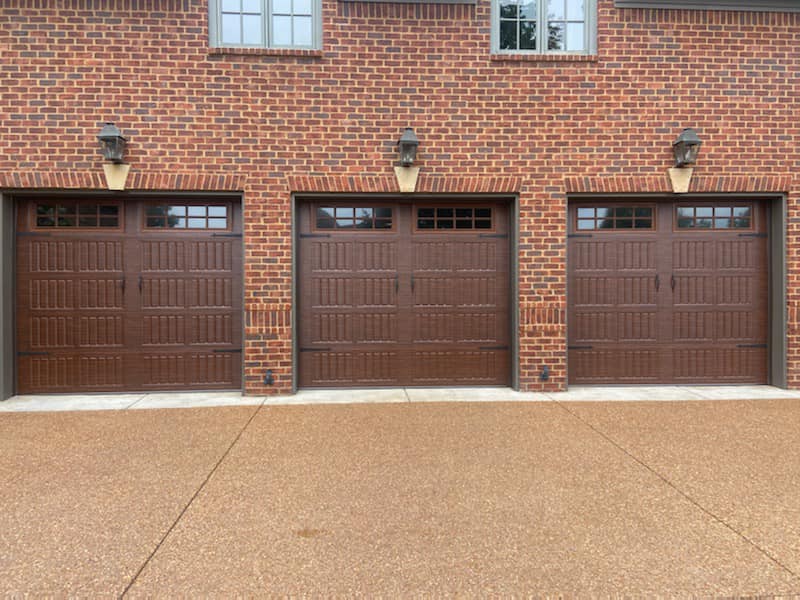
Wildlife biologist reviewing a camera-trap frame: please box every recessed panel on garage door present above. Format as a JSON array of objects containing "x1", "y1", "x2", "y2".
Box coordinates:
[
  {"x1": 16, "y1": 198, "x2": 243, "y2": 393},
  {"x1": 568, "y1": 201, "x2": 768, "y2": 384},
  {"x1": 299, "y1": 204, "x2": 402, "y2": 386},
  {"x1": 298, "y1": 201, "x2": 510, "y2": 388},
  {"x1": 409, "y1": 205, "x2": 509, "y2": 386}
]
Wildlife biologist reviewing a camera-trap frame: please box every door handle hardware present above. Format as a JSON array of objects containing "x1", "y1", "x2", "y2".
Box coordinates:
[
  {"x1": 138, "y1": 275, "x2": 143, "y2": 292},
  {"x1": 655, "y1": 275, "x2": 660, "y2": 291},
  {"x1": 479, "y1": 345, "x2": 509, "y2": 350},
  {"x1": 299, "y1": 233, "x2": 331, "y2": 238},
  {"x1": 395, "y1": 274, "x2": 399, "y2": 294},
  {"x1": 411, "y1": 274, "x2": 415, "y2": 292},
  {"x1": 300, "y1": 347, "x2": 332, "y2": 352},
  {"x1": 120, "y1": 278, "x2": 126, "y2": 292},
  {"x1": 213, "y1": 348, "x2": 243, "y2": 353},
  {"x1": 479, "y1": 233, "x2": 508, "y2": 238},
  {"x1": 738, "y1": 233, "x2": 767, "y2": 238},
  {"x1": 670, "y1": 275, "x2": 675, "y2": 291},
  {"x1": 17, "y1": 351, "x2": 50, "y2": 357},
  {"x1": 737, "y1": 343, "x2": 767, "y2": 348},
  {"x1": 568, "y1": 345, "x2": 593, "y2": 350},
  {"x1": 567, "y1": 233, "x2": 593, "y2": 238},
  {"x1": 211, "y1": 233, "x2": 243, "y2": 238}
]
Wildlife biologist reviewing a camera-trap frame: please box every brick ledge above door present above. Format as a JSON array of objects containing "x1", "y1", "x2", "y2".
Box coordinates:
[
  {"x1": 0, "y1": 171, "x2": 246, "y2": 192},
  {"x1": 288, "y1": 174, "x2": 523, "y2": 194},
  {"x1": 565, "y1": 174, "x2": 796, "y2": 195}
]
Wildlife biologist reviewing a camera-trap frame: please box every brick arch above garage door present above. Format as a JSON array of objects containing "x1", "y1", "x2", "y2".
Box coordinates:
[{"x1": 15, "y1": 197, "x2": 243, "y2": 393}]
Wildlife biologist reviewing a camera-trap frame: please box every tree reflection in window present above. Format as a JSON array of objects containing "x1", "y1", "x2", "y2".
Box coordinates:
[
  {"x1": 316, "y1": 207, "x2": 392, "y2": 230},
  {"x1": 145, "y1": 204, "x2": 228, "y2": 229},
  {"x1": 576, "y1": 206, "x2": 652, "y2": 231},
  {"x1": 676, "y1": 205, "x2": 752, "y2": 230},
  {"x1": 36, "y1": 203, "x2": 120, "y2": 228},
  {"x1": 499, "y1": 0, "x2": 586, "y2": 52}
]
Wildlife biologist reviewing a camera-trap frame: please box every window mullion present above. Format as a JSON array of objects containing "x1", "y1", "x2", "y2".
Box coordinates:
[
  {"x1": 211, "y1": 0, "x2": 218, "y2": 45},
  {"x1": 539, "y1": 0, "x2": 546, "y2": 52},
  {"x1": 584, "y1": 9, "x2": 589, "y2": 53},
  {"x1": 265, "y1": 0, "x2": 271, "y2": 48},
  {"x1": 494, "y1": 0, "x2": 500, "y2": 52},
  {"x1": 317, "y1": 0, "x2": 321, "y2": 47}
]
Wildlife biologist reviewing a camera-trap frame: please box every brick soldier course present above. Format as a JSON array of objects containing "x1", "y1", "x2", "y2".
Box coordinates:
[{"x1": 1, "y1": 0, "x2": 798, "y2": 395}]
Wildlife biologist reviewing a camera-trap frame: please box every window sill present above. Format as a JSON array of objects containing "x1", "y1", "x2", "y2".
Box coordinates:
[
  {"x1": 209, "y1": 47, "x2": 324, "y2": 58},
  {"x1": 490, "y1": 53, "x2": 598, "y2": 63}
]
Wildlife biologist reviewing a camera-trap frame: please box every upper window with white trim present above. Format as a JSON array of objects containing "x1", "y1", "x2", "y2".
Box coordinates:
[
  {"x1": 493, "y1": 0, "x2": 596, "y2": 54},
  {"x1": 209, "y1": 0, "x2": 321, "y2": 49}
]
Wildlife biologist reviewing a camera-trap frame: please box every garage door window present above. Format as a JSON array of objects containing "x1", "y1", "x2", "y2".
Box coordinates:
[
  {"x1": 315, "y1": 207, "x2": 393, "y2": 230},
  {"x1": 576, "y1": 206, "x2": 653, "y2": 231},
  {"x1": 145, "y1": 204, "x2": 229, "y2": 230},
  {"x1": 416, "y1": 207, "x2": 492, "y2": 230},
  {"x1": 676, "y1": 205, "x2": 752, "y2": 230},
  {"x1": 35, "y1": 202, "x2": 121, "y2": 229}
]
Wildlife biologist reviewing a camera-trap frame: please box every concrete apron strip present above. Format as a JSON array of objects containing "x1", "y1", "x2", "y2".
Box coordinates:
[
  {"x1": 271, "y1": 385, "x2": 800, "y2": 405},
  {"x1": 2, "y1": 385, "x2": 800, "y2": 412},
  {"x1": 0, "y1": 391, "x2": 264, "y2": 413}
]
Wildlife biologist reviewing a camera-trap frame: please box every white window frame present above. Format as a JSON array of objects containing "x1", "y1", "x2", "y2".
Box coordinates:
[
  {"x1": 491, "y1": 0, "x2": 596, "y2": 55},
  {"x1": 209, "y1": 0, "x2": 322, "y2": 49}
]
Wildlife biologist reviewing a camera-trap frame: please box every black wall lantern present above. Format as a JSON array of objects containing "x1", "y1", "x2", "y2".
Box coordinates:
[
  {"x1": 97, "y1": 122, "x2": 128, "y2": 164},
  {"x1": 397, "y1": 127, "x2": 419, "y2": 167},
  {"x1": 672, "y1": 128, "x2": 702, "y2": 168}
]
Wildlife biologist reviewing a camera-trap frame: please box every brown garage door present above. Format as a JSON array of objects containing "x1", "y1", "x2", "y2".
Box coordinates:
[
  {"x1": 298, "y1": 201, "x2": 510, "y2": 387},
  {"x1": 16, "y1": 198, "x2": 242, "y2": 393},
  {"x1": 568, "y1": 201, "x2": 768, "y2": 384}
]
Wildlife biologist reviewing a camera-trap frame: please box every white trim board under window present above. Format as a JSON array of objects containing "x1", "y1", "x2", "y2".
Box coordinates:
[
  {"x1": 209, "y1": 0, "x2": 322, "y2": 49},
  {"x1": 492, "y1": 0, "x2": 597, "y2": 54}
]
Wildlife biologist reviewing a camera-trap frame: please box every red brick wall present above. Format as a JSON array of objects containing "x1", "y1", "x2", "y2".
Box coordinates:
[{"x1": 1, "y1": 0, "x2": 798, "y2": 393}]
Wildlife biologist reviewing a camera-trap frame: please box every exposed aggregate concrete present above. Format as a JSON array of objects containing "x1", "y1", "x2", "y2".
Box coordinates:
[
  {"x1": 129, "y1": 402, "x2": 799, "y2": 596},
  {"x1": 1, "y1": 400, "x2": 798, "y2": 596}
]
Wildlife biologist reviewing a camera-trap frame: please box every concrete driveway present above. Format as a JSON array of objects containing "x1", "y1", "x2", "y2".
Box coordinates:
[{"x1": 1, "y1": 397, "x2": 799, "y2": 595}]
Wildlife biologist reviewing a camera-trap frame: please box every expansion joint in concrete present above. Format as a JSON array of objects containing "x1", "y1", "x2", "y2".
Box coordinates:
[
  {"x1": 552, "y1": 400, "x2": 800, "y2": 584},
  {"x1": 119, "y1": 400, "x2": 267, "y2": 597}
]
